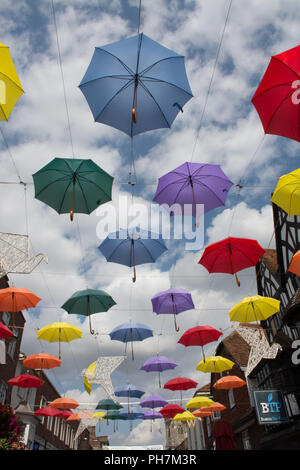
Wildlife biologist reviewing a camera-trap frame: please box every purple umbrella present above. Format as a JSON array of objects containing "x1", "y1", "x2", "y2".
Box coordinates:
[
  {"x1": 139, "y1": 395, "x2": 168, "y2": 409},
  {"x1": 143, "y1": 410, "x2": 163, "y2": 432},
  {"x1": 151, "y1": 288, "x2": 195, "y2": 332},
  {"x1": 140, "y1": 355, "x2": 178, "y2": 388},
  {"x1": 153, "y1": 162, "x2": 233, "y2": 226}
]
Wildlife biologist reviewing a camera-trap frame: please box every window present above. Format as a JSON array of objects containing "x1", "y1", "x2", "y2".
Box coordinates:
[
  {"x1": 0, "y1": 380, "x2": 8, "y2": 404},
  {"x1": 1, "y1": 312, "x2": 10, "y2": 326},
  {"x1": 7, "y1": 328, "x2": 18, "y2": 359},
  {"x1": 228, "y1": 389, "x2": 235, "y2": 409},
  {"x1": 242, "y1": 430, "x2": 252, "y2": 450},
  {"x1": 39, "y1": 396, "x2": 47, "y2": 425},
  {"x1": 285, "y1": 393, "x2": 300, "y2": 417},
  {"x1": 206, "y1": 418, "x2": 211, "y2": 437}
]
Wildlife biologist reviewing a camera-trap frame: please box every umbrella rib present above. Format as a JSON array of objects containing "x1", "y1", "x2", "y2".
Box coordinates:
[
  {"x1": 34, "y1": 174, "x2": 72, "y2": 198},
  {"x1": 94, "y1": 47, "x2": 136, "y2": 76},
  {"x1": 57, "y1": 179, "x2": 74, "y2": 214},
  {"x1": 140, "y1": 75, "x2": 194, "y2": 97},
  {"x1": 264, "y1": 88, "x2": 298, "y2": 135},
  {"x1": 137, "y1": 79, "x2": 172, "y2": 127},
  {"x1": 139, "y1": 56, "x2": 184, "y2": 78},
  {"x1": 253, "y1": 80, "x2": 300, "y2": 100},
  {"x1": 78, "y1": 174, "x2": 112, "y2": 200},
  {"x1": 75, "y1": 177, "x2": 92, "y2": 213},
  {"x1": 103, "y1": 237, "x2": 129, "y2": 263},
  {"x1": 93, "y1": 79, "x2": 135, "y2": 123},
  {"x1": 138, "y1": 238, "x2": 166, "y2": 262}
]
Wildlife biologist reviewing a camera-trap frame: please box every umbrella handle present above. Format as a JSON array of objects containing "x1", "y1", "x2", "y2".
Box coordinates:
[
  {"x1": 132, "y1": 108, "x2": 137, "y2": 124},
  {"x1": 201, "y1": 345, "x2": 206, "y2": 363},
  {"x1": 174, "y1": 314, "x2": 180, "y2": 332},
  {"x1": 132, "y1": 78, "x2": 138, "y2": 124},
  {"x1": 235, "y1": 273, "x2": 241, "y2": 287},
  {"x1": 70, "y1": 180, "x2": 75, "y2": 222},
  {"x1": 158, "y1": 371, "x2": 161, "y2": 388},
  {"x1": 131, "y1": 340, "x2": 134, "y2": 361},
  {"x1": 190, "y1": 179, "x2": 199, "y2": 228},
  {"x1": 89, "y1": 315, "x2": 95, "y2": 335},
  {"x1": 132, "y1": 266, "x2": 136, "y2": 283},
  {"x1": 132, "y1": 240, "x2": 136, "y2": 282}
]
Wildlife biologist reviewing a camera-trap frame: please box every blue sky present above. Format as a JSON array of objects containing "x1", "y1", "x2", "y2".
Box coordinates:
[{"x1": 1, "y1": 0, "x2": 300, "y2": 447}]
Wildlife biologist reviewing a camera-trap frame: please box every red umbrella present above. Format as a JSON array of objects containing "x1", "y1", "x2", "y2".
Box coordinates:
[
  {"x1": 164, "y1": 377, "x2": 198, "y2": 406},
  {"x1": 0, "y1": 321, "x2": 14, "y2": 339},
  {"x1": 212, "y1": 419, "x2": 236, "y2": 450},
  {"x1": 159, "y1": 404, "x2": 186, "y2": 419},
  {"x1": 198, "y1": 237, "x2": 265, "y2": 286},
  {"x1": 252, "y1": 45, "x2": 300, "y2": 143},
  {"x1": 59, "y1": 410, "x2": 73, "y2": 419},
  {"x1": 8, "y1": 374, "x2": 44, "y2": 388},
  {"x1": 34, "y1": 406, "x2": 63, "y2": 417},
  {"x1": 178, "y1": 326, "x2": 222, "y2": 361}
]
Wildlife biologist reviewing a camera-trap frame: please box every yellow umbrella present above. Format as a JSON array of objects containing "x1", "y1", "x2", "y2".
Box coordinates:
[
  {"x1": 271, "y1": 169, "x2": 300, "y2": 216},
  {"x1": 185, "y1": 396, "x2": 215, "y2": 409},
  {"x1": 93, "y1": 412, "x2": 106, "y2": 420},
  {"x1": 172, "y1": 411, "x2": 196, "y2": 422},
  {"x1": 37, "y1": 322, "x2": 82, "y2": 359},
  {"x1": 196, "y1": 356, "x2": 234, "y2": 373},
  {"x1": 0, "y1": 43, "x2": 24, "y2": 120},
  {"x1": 83, "y1": 360, "x2": 96, "y2": 394},
  {"x1": 229, "y1": 295, "x2": 280, "y2": 323}
]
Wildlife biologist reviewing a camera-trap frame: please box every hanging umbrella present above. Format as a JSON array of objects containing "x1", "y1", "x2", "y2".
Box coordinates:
[
  {"x1": 0, "y1": 43, "x2": 24, "y2": 121},
  {"x1": 99, "y1": 228, "x2": 167, "y2": 282},
  {"x1": 196, "y1": 356, "x2": 234, "y2": 373},
  {"x1": 213, "y1": 375, "x2": 246, "y2": 390},
  {"x1": 67, "y1": 413, "x2": 82, "y2": 422},
  {"x1": 192, "y1": 409, "x2": 212, "y2": 418},
  {"x1": 119, "y1": 406, "x2": 144, "y2": 431},
  {"x1": 229, "y1": 295, "x2": 280, "y2": 323},
  {"x1": 198, "y1": 237, "x2": 265, "y2": 286},
  {"x1": 96, "y1": 398, "x2": 123, "y2": 416},
  {"x1": 103, "y1": 410, "x2": 126, "y2": 432},
  {"x1": 0, "y1": 321, "x2": 13, "y2": 340},
  {"x1": 59, "y1": 410, "x2": 73, "y2": 419},
  {"x1": 0, "y1": 287, "x2": 41, "y2": 328},
  {"x1": 202, "y1": 402, "x2": 227, "y2": 413},
  {"x1": 34, "y1": 406, "x2": 63, "y2": 418},
  {"x1": 143, "y1": 410, "x2": 163, "y2": 432},
  {"x1": 49, "y1": 398, "x2": 79, "y2": 410},
  {"x1": 159, "y1": 404, "x2": 186, "y2": 419},
  {"x1": 153, "y1": 162, "x2": 233, "y2": 226},
  {"x1": 61, "y1": 288, "x2": 116, "y2": 335},
  {"x1": 151, "y1": 288, "x2": 195, "y2": 332},
  {"x1": 32, "y1": 157, "x2": 113, "y2": 222},
  {"x1": 178, "y1": 326, "x2": 222, "y2": 361},
  {"x1": 109, "y1": 322, "x2": 153, "y2": 360},
  {"x1": 185, "y1": 397, "x2": 215, "y2": 409},
  {"x1": 164, "y1": 377, "x2": 198, "y2": 406},
  {"x1": 172, "y1": 411, "x2": 196, "y2": 422},
  {"x1": 114, "y1": 384, "x2": 145, "y2": 413},
  {"x1": 271, "y1": 169, "x2": 300, "y2": 216},
  {"x1": 139, "y1": 395, "x2": 168, "y2": 409},
  {"x1": 22, "y1": 353, "x2": 61, "y2": 373},
  {"x1": 8, "y1": 374, "x2": 43, "y2": 389},
  {"x1": 212, "y1": 419, "x2": 236, "y2": 450},
  {"x1": 140, "y1": 355, "x2": 178, "y2": 388},
  {"x1": 251, "y1": 45, "x2": 300, "y2": 143},
  {"x1": 288, "y1": 250, "x2": 300, "y2": 276},
  {"x1": 37, "y1": 322, "x2": 82, "y2": 360},
  {"x1": 79, "y1": 33, "x2": 193, "y2": 137}
]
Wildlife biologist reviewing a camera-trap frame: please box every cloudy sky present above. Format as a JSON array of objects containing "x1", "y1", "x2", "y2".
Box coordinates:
[{"x1": 1, "y1": 0, "x2": 300, "y2": 447}]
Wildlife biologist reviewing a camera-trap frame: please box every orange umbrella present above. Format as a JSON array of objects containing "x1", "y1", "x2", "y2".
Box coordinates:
[
  {"x1": 192, "y1": 409, "x2": 212, "y2": 418},
  {"x1": 0, "y1": 287, "x2": 41, "y2": 327},
  {"x1": 66, "y1": 413, "x2": 81, "y2": 422},
  {"x1": 23, "y1": 353, "x2": 61, "y2": 371},
  {"x1": 201, "y1": 402, "x2": 226, "y2": 412},
  {"x1": 288, "y1": 250, "x2": 300, "y2": 276},
  {"x1": 213, "y1": 375, "x2": 246, "y2": 390},
  {"x1": 49, "y1": 398, "x2": 79, "y2": 410}
]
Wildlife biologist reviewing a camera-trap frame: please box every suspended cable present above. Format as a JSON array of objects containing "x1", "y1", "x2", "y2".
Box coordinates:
[
  {"x1": 0, "y1": 127, "x2": 22, "y2": 183},
  {"x1": 137, "y1": 0, "x2": 142, "y2": 34}
]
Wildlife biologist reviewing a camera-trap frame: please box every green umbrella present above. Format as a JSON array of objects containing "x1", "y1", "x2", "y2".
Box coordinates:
[
  {"x1": 103, "y1": 410, "x2": 126, "y2": 431},
  {"x1": 96, "y1": 399, "x2": 123, "y2": 424},
  {"x1": 32, "y1": 157, "x2": 114, "y2": 221},
  {"x1": 61, "y1": 289, "x2": 116, "y2": 335}
]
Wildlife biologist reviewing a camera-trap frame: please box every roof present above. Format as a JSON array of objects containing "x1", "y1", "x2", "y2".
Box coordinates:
[
  {"x1": 260, "y1": 249, "x2": 278, "y2": 276},
  {"x1": 216, "y1": 328, "x2": 251, "y2": 367},
  {"x1": 194, "y1": 383, "x2": 211, "y2": 396}
]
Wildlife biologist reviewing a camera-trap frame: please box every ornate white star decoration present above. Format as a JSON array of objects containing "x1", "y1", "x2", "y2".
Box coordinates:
[
  {"x1": 81, "y1": 356, "x2": 125, "y2": 402},
  {"x1": 235, "y1": 324, "x2": 282, "y2": 377},
  {"x1": 74, "y1": 412, "x2": 98, "y2": 441}
]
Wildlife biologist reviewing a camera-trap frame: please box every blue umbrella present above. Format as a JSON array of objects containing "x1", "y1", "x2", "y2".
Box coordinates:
[
  {"x1": 115, "y1": 384, "x2": 145, "y2": 413},
  {"x1": 109, "y1": 322, "x2": 153, "y2": 360},
  {"x1": 79, "y1": 33, "x2": 193, "y2": 137},
  {"x1": 119, "y1": 406, "x2": 144, "y2": 431},
  {"x1": 98, "y1": 228, "x2": 167, "y2": 282}
]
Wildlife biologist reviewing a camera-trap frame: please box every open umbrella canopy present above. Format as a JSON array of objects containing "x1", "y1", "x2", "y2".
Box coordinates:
[
  {"x1": 32, "y1": 157, "x2": 113, "y2": 221},
  {"x1": 288, "y1": 250, "x2": 300, "y2": 276},
  {"x1": 212, "y1": 419, "x2": 236, "y2": 450},
  {"x1": 99, "y1": 228, "x2": 167, "y2": 282},
  {"x1": 151, "y1": 288, "x2": 194, "y2": 331},
  {"x1": 185, "y1": 396, "x2": 215, "y2": 409},
  {"x1": 229, "y1": 295, "x2": 280, "y2": 323},
  {"x1": 49, "y1": 398, "x2": 79, "y2": 410},
  {"x1": 67, "y1": 413, "x2": 82, "y2": 421},
  {"x1": 153, "y1": 162, "x2": 233, "y2": 222},
  {"x1": 178, "y1": 326, "x2": 222, "y2": 360},
  {"x1": 196, "y1": 356, "x2": 234, "y2": 373},
  {"x1": 109, "y1": 322, "x2": 153, "y2": 360},
  {"x1": 0, "y1": 287, "x2": 41, "y2": 312},
  {"x1": 22, "y1": 353, "x2": 61, "y2": 371},
  {"x1": 114, "y1": 384, "x2": 145, "y2": 399},
  {"x1": 61, "y1": 288, "x2": 116, "y2": 335},
  {"x1": 199, "y1": 237, "x2": 265, "y2": 286},
  {"x1": 143, "y1": 410, "x2": 163, "y2": 420},
  {"x1": 103, "y1": 410, "x2": 126, "y2": 421},
  {"x1": 173, "y1": 411, "x2": 196, "y2": 422},
  {"x1": 271, "y1": 169, "x2": 300, "y2": 216},
  {"x1": 8, "y1": 374, "x2": 43, "y2": 388},
  {"x1": 0, "y1": 321, "x2": 13, "y2": 339},
  {"x1": 252, "y1": 44, "x2": 300, "y2": 143},
  {"x1": 79, "y1": 33, "x2": 193, "y2": 137},
  {"x1": 34, "y1": 406, "x2": 63, "y2": 417},
  {"x1": 201, "y1": 402, "x2": 227, "y2": 413},
  {"x1": 139, "y1": 395, "x2": 168, "y2": 409},
  {"x1": 159, "y1": 404, "x2": 185, "y2": 418},
  {"x1": 37, "y1": 322, "x2": 82, "y2": 360},
  {"x1": 213, "y1": 375, "x2": 246, "y2": 390},
  {"x1": 140, "y1": 355, "x2": 178, "y2": 388},
  {"x1": 0, "y1": 43, "x2": 24, "y2": 121},
  {"x1": 192, "y1": 409, "x2": 212, "y2": 418},
  {"x1": 96, "y1": 399, "x2": 123, "y2": 411},
  {"x1": 164, "y1": 377, "x2": 198, "y2": 391}
]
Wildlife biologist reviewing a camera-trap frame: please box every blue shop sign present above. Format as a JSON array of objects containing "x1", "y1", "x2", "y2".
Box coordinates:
[{"x1": 253, "y1": 390, "x2": 289, "y2": 425}]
